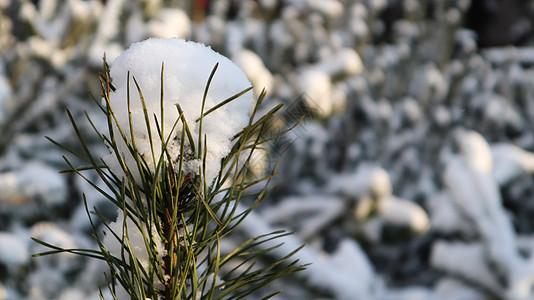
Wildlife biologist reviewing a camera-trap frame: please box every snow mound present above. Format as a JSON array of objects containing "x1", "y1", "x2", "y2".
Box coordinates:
[{"x1": 104, "y1": 38, "x2": 254, "y2": 184}]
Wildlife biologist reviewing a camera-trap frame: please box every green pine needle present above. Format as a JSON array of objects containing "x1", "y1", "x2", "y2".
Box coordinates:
[{"x1": 33, "y1": 58, "x2": 307, "y2": 299}]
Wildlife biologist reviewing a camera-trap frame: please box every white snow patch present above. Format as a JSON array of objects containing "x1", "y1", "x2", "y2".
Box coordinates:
[
  {"x1": 104, "y1": 38, "x2": 253, "y2": 185},
  {"x1": 27, "y1": 267, "x2": 66, "y2": 300},
  {"x1": 311, "y1": 48, "x2": 363, "y2": 77},
  {"x1": 410, "y1": 63, "x2": 448, "y2": 103},
  {"x1": 440, "y1": 130, "x2": 534, "y2": 298},
  {"x1": 431, "y1": 241, "x2": 501, "y2": 294},
  {"x1": 428, "y1": 192, "x2": 470, "y2": 235},
  {"x1": 87, "y1": 0, "x2": 125, "y2": 66},
  {"x1": 30, "y1": 222, "x2": 78, "y2": 274},
  {"x1": 297, "y1": 69, "x2": 332, "y2": 116},
  {"x1": 233, "y1": 203, "x2": 381, "y2": 299},
  {"x1": 434, "y1": 278, "x2": 487, "y2": 300},
  {"x1": 148, "y1": 8, "x2": 191, "y2": 39},
  {"x1": 0, "y1": 232, "x2": 29, "y2": 268},
  {"x1": 491, "y1": 143, "x2": 534, "y2": 185},
  {"x1": 379, "y1": 196, "x2": 429, "y2": 234},
  {"x1": 327, "y1": 164, "x2": 392, "y2": 199},
  {"x1": 261, "y1": 195, "x2": 344, "y2": 240},
  {"x1": 58, "y1": 288, "x2": 87, "y2": 300},
  {"x1": 457, "y1": 130, "x2": 493, "y2": 173},
  {"x1": 0, "y1": 162, "x2": 66, "y2": 206},
  {"x1": 444, "y1": 153, "x2": 519, "y2": 271},
  {"x1": 314, "y1": 0, "x2": 343, "y2": 18},
  {"x1": 384, "y1": 286, "x2": 433, "y2": 300},
  {"x1": 31, "y1": 222, "x2": 76, "y2": 251},
  {"x1": 232, "y1": 49, "x2": 274, "y2": 96}
]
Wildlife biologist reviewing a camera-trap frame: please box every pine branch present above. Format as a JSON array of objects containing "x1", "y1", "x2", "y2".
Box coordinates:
[{"x1": 33, "y1": 47, "x2": 306, "y2": 299}]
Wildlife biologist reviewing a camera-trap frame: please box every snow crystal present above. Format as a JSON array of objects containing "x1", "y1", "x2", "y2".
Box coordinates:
[{"x1": 104, "y1": 38, "x2": 253, "y2": 185}]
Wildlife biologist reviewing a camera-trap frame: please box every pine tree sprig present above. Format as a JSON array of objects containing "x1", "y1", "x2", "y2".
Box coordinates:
[{"x1": 33, "y1": 56, "x2": 306, "y2": 299}]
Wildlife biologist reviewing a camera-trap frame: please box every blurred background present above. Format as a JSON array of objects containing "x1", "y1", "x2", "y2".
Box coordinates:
[{"x1": 1, "y1": 0, "x2": 534, "y2": 299}]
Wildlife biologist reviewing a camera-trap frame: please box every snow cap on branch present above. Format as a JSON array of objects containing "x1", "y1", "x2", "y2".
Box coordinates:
[{"x1": 104, "y1": 38, "x2": 254, "y2": 184}]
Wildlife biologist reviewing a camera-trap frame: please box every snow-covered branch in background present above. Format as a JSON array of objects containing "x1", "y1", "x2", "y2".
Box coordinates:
[{"x1": 431, "y1": 130, "x2": 534, "y2": 299}]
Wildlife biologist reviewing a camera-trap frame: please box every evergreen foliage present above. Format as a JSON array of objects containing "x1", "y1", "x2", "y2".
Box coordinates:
[{"x1": 33, "y1": 58, "x2": 306, "y2": 300}]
